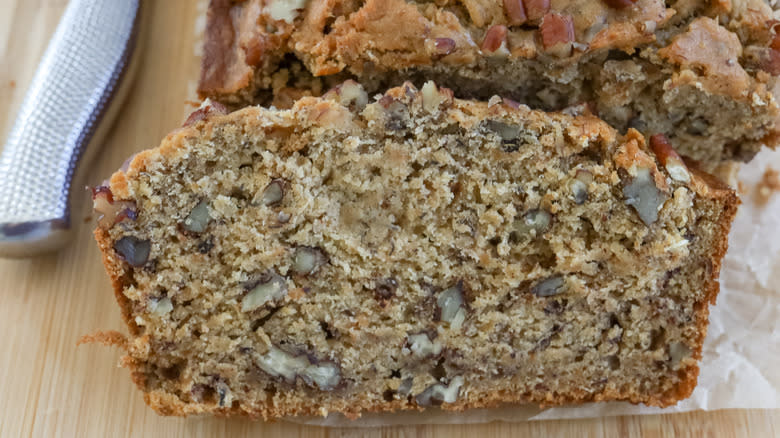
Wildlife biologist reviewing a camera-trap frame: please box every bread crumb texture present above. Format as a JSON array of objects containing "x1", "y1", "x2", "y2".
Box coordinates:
[{"x1": 94, "y1": 82, "x2": 737, "y2": 419}]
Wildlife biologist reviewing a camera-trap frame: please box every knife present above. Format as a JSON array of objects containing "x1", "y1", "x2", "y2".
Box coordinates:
[{"x1": 0, "y1": 0, "x2": 143, "y2": 258}]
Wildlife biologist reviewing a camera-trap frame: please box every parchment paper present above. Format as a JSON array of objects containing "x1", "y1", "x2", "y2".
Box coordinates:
[
  {"x1": 290, "y1": 150, "x2": 780, "y2": 427},
  {"x1": 188, "y1": 2, "x2": 778, "y2": 426}
]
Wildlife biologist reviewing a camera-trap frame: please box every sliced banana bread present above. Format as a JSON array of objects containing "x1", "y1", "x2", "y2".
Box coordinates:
[
  {"x1": 94, "y1": 82, "x2": 737, "y2": 419},
  {"x1": 198, "y1": 0, "x2": 780, "y2": 168}
]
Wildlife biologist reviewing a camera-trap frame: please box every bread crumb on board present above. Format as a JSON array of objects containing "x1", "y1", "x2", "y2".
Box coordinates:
[{"x1": 755, "y1": 167, "x2": 780, "y2": 206}]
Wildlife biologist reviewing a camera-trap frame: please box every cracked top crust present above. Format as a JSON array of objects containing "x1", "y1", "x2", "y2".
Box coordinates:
[
  {"x1": 199, "y1": 0, "x2": 779, "y2": 101},
  {"x1": 197, "y1": 1, "x2": 780, "y2": 168}
]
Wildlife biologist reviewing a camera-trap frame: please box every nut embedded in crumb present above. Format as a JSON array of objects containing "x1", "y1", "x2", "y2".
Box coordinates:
[
  {"x1": 421, "y1": 81, "x2": 450, "y2": 113},
  {"x1": 216, "y1": 382, "x2": 233, "y2": 407},
  {"x1": 182, "y1": 200, "x2": 211, "y2": 234},
  {"x1": 622, "y1": 167, "x2": 667, "y2": 226},
  {"x1": 415, "y1": 376, "x2": 465, "y2": 406},
  {"x1": 407, "y1": 332, "x2": 442, "y2": 358},
  {"x1": 484, "y1": 119, "x2": 531, "y2": 152},
  {"x1": 255, "y1": 346, "x2": 341, "y2": 390},
  {"x1": 261, "y1": 180, "x2": 285, "y2": 206},
  {"x1": 242, "y1": 273, "x2": 288, "y2": 312},
  {"x1": 437, "y1": 282, "x2": 467, "y2": 330},
  {"x1": 255, "y1": 346, "x2": 308, "y2": 382},
  {"x1": 301, "y1": 361, "x2": 341, "y2": 390},
  {"x1": 569, "y1": 169, "x2": 593, "y2": 204},
  {"x1": 292, "y1": 247, "x2": 326, "y2": 275},
  {"x1": 114, "y1": 236, "x2": 151, "y2": 267},
  {"x1": 484, "y1": 120, "x2": 520, "y2": 140},
  {"x1": 531, "y1": 275, "x2": 566, "y2": 297},
  {"x1": 668, "y1": 341, "x2": 691, "y2": 368},
  {"x1": 149, "y1": 297, "x2": 173, "y2": 315},
  {"x1": 511, "y1": 208, "x2": 552, "y2": 242}
]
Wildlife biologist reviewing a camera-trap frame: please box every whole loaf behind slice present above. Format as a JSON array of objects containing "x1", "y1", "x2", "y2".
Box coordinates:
[
  {"x1": 198, "y1": 0, "x2": 780, "y2": 169},
  {"x1": 94, "y1": 82, "x2": 737, "y2": 419}
]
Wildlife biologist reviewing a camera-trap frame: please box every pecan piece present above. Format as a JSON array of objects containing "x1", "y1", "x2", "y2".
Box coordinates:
[
  {"x1": 427, "y1": 37, "x2": 456, "y2": 56},
  {"x1": 531, "y1": 275, "x2": 566, "y2": 297},
  {"x1": 114, "y1": 236, "x2": 151, "y2": 267},
  {"x1": 407, "y1": 332, "x2": 442, "y2": 358},
  {"x1": 182, "y1": 199, "x2": 211, "y2": 234},
  {"x1": 503, "y1": 0, "x2": 527, "y2": 25},
  {"x1": 763, "y1": 31, "x2": 780, "y2": 75},
  {"x1": 92, "y1": 186, "x2": 137, "y2": 229},
  {"x1": 291, "y1": 247, "x2": 327, "y2": 275},
  {"x1": 183, "y1": 100, "x2": 228, "y2": 127},
  {"x1": 540, "y1": 13, "x2": 575, "y2": 57},
  {"x1": 261, "y1": 179, "x2": 285, "y2": 206},
  {"x1": 481, "y1": 25, "x2": 509, "y2": 54},
  {"x1": 242, "y1": 272, "x2": 288, "y2": 312},
  {"x1": 569, "y1": 170, "x2": 593, "y2": 204},
  {"x1": 415, "y1": 376, "x2": 464, "y2": 406},
  {"x1": 437, "y1": 281, "x2": 467, "y2": 330},
  {"x1": 524, "y1": 0, "x2": 549, "y2": 21},
  {"x1": 510, "y1": 208, "x2": 552, "y2": 243},
  {"x1": 255, "y1": 346, "x2": 342, "y2": 390},
  {"x1": 322, "y1": 80, "x2": 368, "y2": 111},
  {"x1": 622, "y1": 166, "x2": 667, "y2": 226},
  {"x1": 649, "y1": 134, "x2": 690, "y2": 183}
]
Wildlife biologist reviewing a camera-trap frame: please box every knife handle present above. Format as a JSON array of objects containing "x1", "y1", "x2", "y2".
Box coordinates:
[{"x1": 0, "y1": 0, "x2": 143, "y2": 257}]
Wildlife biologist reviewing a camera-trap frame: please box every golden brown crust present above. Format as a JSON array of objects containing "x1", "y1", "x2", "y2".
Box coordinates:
[
  {"x1": 652, "y1": 152, "x2": 739, "y2": 404},
  {"x1": 95, "y1": 83, "x2": 738, "y2": 419},
  {"x1": 198, "y1": 0, "x2": 778, "y2": 94},
  {"x1": 201, "y1": 0, "x2": 676, "y2": 80}
]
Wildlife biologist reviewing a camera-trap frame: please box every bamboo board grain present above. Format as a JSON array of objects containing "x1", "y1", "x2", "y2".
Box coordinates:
[{"x1": 0, "y1": 1, "x2": 776, "y2": 437}]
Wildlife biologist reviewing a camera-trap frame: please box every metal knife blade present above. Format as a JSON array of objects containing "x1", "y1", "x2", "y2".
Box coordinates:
[{"x1": 0, "y1": 0, "x2": 143, "y2": 258}]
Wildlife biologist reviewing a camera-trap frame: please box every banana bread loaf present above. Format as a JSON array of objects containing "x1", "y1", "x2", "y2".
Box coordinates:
[
  {"x1": 94, "y1": 82, "x2": 737, "y2": 419},
  {"x1": 198, "y1": 0, "x2": 780, "y2": 168}
]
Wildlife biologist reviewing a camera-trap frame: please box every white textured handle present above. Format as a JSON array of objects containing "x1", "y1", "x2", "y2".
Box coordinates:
[{"x1": 0, "y1": 0, "x2": 142, "y2": 257}]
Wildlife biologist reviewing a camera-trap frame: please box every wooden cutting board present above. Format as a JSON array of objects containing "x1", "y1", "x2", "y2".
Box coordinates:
[{"x1": 0, "y1": 1, "x2": 776, "y2": 436}]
